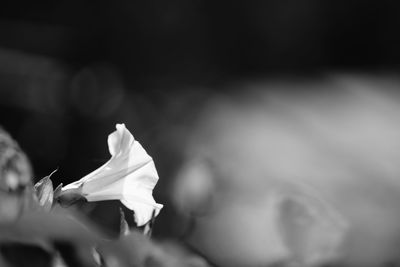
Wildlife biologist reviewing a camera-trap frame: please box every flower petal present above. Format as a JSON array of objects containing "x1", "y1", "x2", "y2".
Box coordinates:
[
  {"x1": 61, "y1": 123, "x2": 162, "y2": 226},
  {"x1": 121, "y1": 199, "x2": 163, "y2": 227},
  {"x1": 108, "y1": 124, "x2": 134, "y2": 157}
]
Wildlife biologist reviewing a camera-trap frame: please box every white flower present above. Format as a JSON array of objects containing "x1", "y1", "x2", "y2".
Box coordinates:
[{"x1": 61, "y1": 123, "x2": 163, "y2": 226}]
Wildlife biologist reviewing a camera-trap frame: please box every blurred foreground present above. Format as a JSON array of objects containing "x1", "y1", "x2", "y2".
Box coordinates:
[
  {"x1": 3, "y1": 76, "x2": 400, "y2": 267},
  {"x1": 172, "y1": 79, "x2": 400, "y2": 267}
]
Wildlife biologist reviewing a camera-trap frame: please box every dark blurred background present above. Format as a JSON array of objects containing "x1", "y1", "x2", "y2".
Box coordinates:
[{"x1": 1, "y1": 0, "x2": 400, "y2": 251}]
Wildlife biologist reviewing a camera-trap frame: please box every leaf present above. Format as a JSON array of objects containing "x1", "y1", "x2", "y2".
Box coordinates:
[
  {"x1": 53, "y1": 183, "x2": 63, "y2": 200},
  {"x1": 34, "y1": 170, "x2": 57, "y2": 211},
  {"x1": 0, "y1": 206, "x2": 103, "y2": 244},
  {"x1": 120, "y1": 208, "x2": 130, "y2": 236},
  {"x1": 98, "y1": 232, "x2": 212, "y2": 267}
]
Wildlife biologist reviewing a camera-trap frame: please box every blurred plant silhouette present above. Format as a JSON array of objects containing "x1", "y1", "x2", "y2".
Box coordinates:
[{"x1": 0, "y1": 126, "x2": 210, "y2": 267}]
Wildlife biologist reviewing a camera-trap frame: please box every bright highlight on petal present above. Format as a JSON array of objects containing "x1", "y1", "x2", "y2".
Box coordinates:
[{"x1": 62, "y1": 123, "x2": 163, "y2": 226}]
